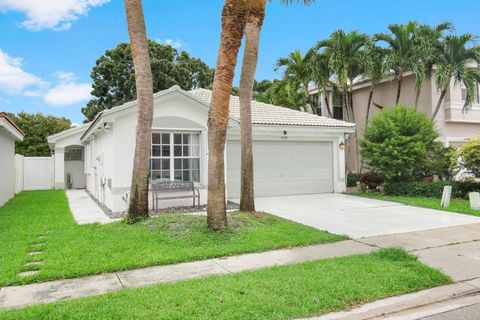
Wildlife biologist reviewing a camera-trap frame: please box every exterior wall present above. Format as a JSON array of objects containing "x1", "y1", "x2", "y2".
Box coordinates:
[
  {"x1": 65, "y1": 160, "x2": 86, "y2": 189},
  {"x1": 0, "y1": 131, "x2": 15, "y2": 206}
]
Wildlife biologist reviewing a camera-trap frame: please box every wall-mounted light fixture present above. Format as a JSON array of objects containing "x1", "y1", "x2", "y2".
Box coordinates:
[
  {"x1": 283, "y1": 130, "x2": 287, "y2": 136},
  {"x1": 339, "y1": 142, "x2": 345, "y2": 150}
]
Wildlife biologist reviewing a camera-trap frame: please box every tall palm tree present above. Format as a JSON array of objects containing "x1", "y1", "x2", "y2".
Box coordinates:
[
  {"x1": 307, "y1": 51, "x2": 333, "y2": 117},
  {"x1": 124, "y1": 0, "x2": 154, "y2": 221},
  {"x1": 375, "y1": 21, "x2": 419, "y2": 105},
  {"x1": 316, "y1": 30, "x2": 368, "y2": 173},
  {"x1": 238, "y1": 0, "x2": 313, "y2": 212},
  {"x1": 411, "y1": 22, "x2": 453, "y2": 109},
  {"x1": 207, "y1": 0, "x2": 249, "y2": 231},
  {"x1": 432, "y1": 34, "x2": 480, "y2": 120},
  {"x1": 238, "y1": 0, "x2": 266, "y2": 212},
  {"x1": 360, "y1": 42, "x2": 387, "y2": 127},
  {"x1": 275, "y1": 49, "x2": 314, "y2": 110},
  {"x1": 316, "y1": 30, "x2": 368, "y2": 123}
]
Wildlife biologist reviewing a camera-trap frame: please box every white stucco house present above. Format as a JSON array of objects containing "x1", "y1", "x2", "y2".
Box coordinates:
[
  {"x1": 48, "y1": 86, "x2": 355, "y2": 213},
  {"x1": 0, "y1": 112, "x2": 24, "y2": 206}
]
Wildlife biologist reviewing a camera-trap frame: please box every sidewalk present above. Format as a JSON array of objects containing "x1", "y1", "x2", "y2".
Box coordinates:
[
  {"x1": 66, "y1": 190, "x2": 119, "y2": 224},
  {"x1": 0, "y1": 240, "x2": 373, "y2": 309}
]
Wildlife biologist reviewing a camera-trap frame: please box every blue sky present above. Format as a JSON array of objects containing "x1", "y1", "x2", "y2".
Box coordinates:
[{"x1": 1, "y1": 0, "x2": 480, "y2": 124}]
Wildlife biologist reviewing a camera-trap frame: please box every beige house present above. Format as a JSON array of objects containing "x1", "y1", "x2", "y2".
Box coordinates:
[{"x1": 310, "y1": 70, "x2": 480, "y2": 172}]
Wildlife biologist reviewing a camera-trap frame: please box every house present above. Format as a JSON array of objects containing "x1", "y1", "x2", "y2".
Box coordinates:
[
  {"x1": 0, "y1": 112, "x2": 24, "y2": 206},
  {"x1": 310, "y1": 70, "x2": 480, "y2": 172},
  {"x1": 48, "y1": 85, "x2": 355, "y2": 213}
]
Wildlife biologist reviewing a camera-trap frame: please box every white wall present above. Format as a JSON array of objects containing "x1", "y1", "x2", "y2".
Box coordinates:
[
  {"x1": 23, "y1": 157, "x2": 54, "y2": 190},
  {"x1": 0, "y1": 131, "x2": 15, "y2": 206},
  {"x1": 65, "y1": 160, "x2": 86, "y2": 189}
]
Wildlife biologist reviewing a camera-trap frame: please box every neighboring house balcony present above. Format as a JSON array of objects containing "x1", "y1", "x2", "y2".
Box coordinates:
[{"x1": 444, "y1": 102, "x2": 480, "y2": 123}]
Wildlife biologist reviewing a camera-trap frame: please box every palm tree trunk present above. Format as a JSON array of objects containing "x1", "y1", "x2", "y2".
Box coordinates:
[
  {"x1": 207, "y1": 0, "x2": 248, "y2": 231},
  {"x1": 342, "y1": 86, "x2": 349, "y2": 121},
  {"x1": 395, "y1": 70, "x2": 403, "y2": 105},
  {"x1": 124, "y1": 0, "x2": 153, "y2": 221},
  {"x1": 431, "y1": 89, "x2": 447, "y2": 120},
  {"x1": 323, "y1": 87, "x2": 333, "y2": 118},
  {"x1": 414, "y1": 87, "x2": 421, "y2": 111},
  {"x1": 360, "y1": 85, "x2": 374, "y2": 173},
  {"x1": 239, "y1": 1, "x2": 265, "y2": 212}
]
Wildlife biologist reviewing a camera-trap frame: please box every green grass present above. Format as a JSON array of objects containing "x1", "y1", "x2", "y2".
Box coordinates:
[
  {"x1": 0, "y1": 190, "x2": 345, "y2": 287},
  {"x1": 354, "y1": 192, "x2": 480, "y2": 217},
  {"x1": 0, "y1": 248, "x2": 450, "y2": 319}
]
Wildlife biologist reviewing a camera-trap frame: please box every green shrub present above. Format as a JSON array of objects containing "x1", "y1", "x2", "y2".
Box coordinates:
[
  {"x1": 360, "y1": 105, "x2": 439, "y2": 183},
  {"x1": 359, "y1": 172, "x2": 384, "y2": 190},
  {"x1": 457, "y1": 137, "x2": 480, "y2": 178},
  {"x1": 415, "y1": 143, "x2": 455, "y2": 180},
  {"x1": 347, "y1": 173, "x2": 361, "y2": 187},
  {"x1": 384, "y1": 181, "x2": 480, "y2": 198}
]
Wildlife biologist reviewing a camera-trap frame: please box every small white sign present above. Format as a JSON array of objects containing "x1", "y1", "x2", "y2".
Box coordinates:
[
  {"x1": 441, "y1": 186, "x2": 452, "y2": 208},
  {"x1": 469, "y1": 192, "x2": 480, "y2": 210}
]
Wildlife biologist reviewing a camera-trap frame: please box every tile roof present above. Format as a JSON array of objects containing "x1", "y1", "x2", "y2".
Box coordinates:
[
  {"x1": 0, "y1": 112, "x2": 24, "y2": 136},
  {"x1": 189, "y1": 88, "x2": 355, "y2": 128}
]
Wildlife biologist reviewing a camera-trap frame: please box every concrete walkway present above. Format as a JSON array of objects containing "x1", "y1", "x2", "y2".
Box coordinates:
[
  {"x1": 66, "y1": 190, "x2": 119, "y2": 224},
  {"x1": 0, "y1": 240, "x2": 373, "y2": 309}
]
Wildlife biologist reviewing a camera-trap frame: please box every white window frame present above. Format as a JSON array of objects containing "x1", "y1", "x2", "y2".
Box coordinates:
[{"x1": 151, "y1": 131, "x2": 201, "y2": 183}]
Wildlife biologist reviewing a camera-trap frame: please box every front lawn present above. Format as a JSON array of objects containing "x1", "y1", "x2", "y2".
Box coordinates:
[
  {"x1": 0, "y1": 190, "x2": 344, "y2": 287},
  {"x1": 355, "y1": 192, "x2": 480, "y2": 217},
  {"x1": 0, "y1": 248, "x2": 450, "y2": 319}
]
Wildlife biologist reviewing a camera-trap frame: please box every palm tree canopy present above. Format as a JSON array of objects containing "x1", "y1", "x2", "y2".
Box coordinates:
[
  {"x1": 315, "y1": 29, "x2": 369, "y2": 87},
  {"x1": 435, "y1": 34, "x2": 480, "y2": 108}
]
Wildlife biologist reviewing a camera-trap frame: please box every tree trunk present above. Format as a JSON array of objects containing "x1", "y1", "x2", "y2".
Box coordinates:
[
  {"x1": 207, "y1": 0, "x2": 248, "y2": 231},
  {"x1": 124, "y1": 0, "x2": 153, "y2": 222},
  {"x1": 395, "y1": 70, "x2": 403, "y2": 105},
  {"x1": 342, "y1": 86, "x2": 350, "y2": 121},
  {"x1": 414, "y1": 87, "x2": 421, "y2": 111},
  {"x1": 360, "y1": 85, "x2": 374, "y2": 173},
  {"x1": 239, "y1": 2, "x2": 265, "y2": 212},
  {"x1": 431, "y1": 89, "x2": 447, "y2": 120},
  {"x1": 323, "y1": 87, "x2": 333, "y2": 118}
]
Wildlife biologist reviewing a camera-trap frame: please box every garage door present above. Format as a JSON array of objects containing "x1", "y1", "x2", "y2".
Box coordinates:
[{"x1": 226, "y1": 140, "x2": 333, "y2": 198}]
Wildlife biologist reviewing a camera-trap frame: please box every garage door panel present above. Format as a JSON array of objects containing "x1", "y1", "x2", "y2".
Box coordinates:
[{"x1": 227, "y1": 140, "x2": 333, "y2": 198}]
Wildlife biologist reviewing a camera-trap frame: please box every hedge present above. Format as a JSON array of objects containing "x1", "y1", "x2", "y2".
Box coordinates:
[{"x1": 384, "y1": 181, "x2": 480, "y2": 198}]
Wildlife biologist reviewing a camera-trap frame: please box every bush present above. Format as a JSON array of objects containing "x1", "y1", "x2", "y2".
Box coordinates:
[
  {"x1": 360, "y1": 105, "x2": 439, "y2": 183},
  {"x1": 359, "y1": 172, "x2": 384, "y2": 190},
  {"x1": 457, "y1": 137, "x2": 480, "y2": 178},
  {"x1": 347, "y1": 173, "x2": 361, "y2": 188},
  {"x1": 415, "y1": 143, "x2": 455, "y2": 180},
  {"x1": 384, "y1": 181, "x2": 480, "y2": 198}
]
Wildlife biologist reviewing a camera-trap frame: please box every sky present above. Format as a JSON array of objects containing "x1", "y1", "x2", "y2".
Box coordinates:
[{"x1": 1, "y1": 0, "x2": 480, "y2": 124}]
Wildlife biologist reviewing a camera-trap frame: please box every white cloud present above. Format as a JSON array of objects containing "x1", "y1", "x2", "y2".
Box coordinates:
[
  {"x1": 155, "y1": 38, "x2": 184, "y2": 49},
  {"x1": 0, "y1": 50, "x2": 47, "y2": 94},
  {"x1": 0, "y1": 0, "x2": 110, "y2": 31},
  {"x1": 54, "y1": 71, "x2": 76, "y2": 82},
  {"x1": 43, "y1": 81, "x2": 91, "y2": 106}
]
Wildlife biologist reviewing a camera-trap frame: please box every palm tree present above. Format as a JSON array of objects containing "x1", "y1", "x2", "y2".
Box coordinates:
[
  {"x1": 238, "y1": 0, "x2": 266, "y2": 212},
  {"x1": 316, "y1": 30, "x2": 368, "y2": 123},
  {"x1": 238, "y1": 0, "x2": 313, "y2": 212},
  {"x1": 124, "y1": 0, "x2": 154, "y2": 221},
  {"x1": 375, "y1": 22, "x2": 419, "y2": 104},
  {"x1": 360, "y1": 42, "x2": 387, "y2": 127},
  {"x1": 307, "y1": 51, "x2": 333, "y2": 117},
  {"x1": 275, "y1": 49, "x2": 314, "y2": 110},
  {"x1": 432, "y1": 34, "x2": 480, "y2": 120},
  {"x1": 411, "y1": 22, "x2": 453, "y2": 109},
  {"x1": 207, "y1": 0, "x2": 249, "y2": 231},
  {"x1": 316, "y1": 30, "x2": 368, "y2": 173}
]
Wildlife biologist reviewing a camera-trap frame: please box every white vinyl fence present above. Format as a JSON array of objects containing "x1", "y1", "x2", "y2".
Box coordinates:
[{"x1": 15, "y1": 155, "x2": 54, "y2": 192}]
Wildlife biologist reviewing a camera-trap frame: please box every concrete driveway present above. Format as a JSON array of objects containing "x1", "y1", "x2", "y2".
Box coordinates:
[{"x1": 250, "y1": 194, "x2": 480, "y2": 238}]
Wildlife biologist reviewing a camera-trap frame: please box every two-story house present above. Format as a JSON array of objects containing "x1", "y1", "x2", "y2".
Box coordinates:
[{"x1": 310, "y1": 70, "x2": 480, "y2": 172}]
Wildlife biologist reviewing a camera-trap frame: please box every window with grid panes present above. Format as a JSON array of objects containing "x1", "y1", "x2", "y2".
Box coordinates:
[{"x1": 151, "y1": 132, "x2": 200, "y2": 182}]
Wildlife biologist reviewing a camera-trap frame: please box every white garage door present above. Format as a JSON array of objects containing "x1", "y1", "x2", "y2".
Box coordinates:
[{"x1": 226, "y1": 140, "x2": 333, "y2": 198}]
